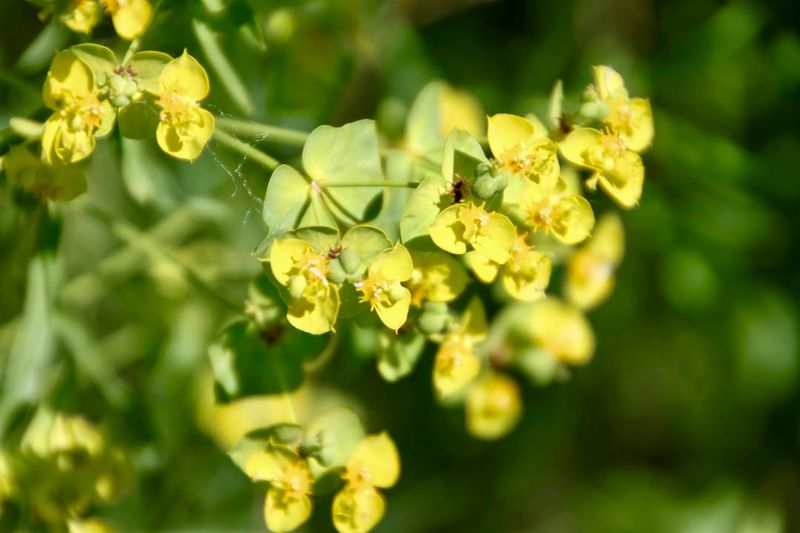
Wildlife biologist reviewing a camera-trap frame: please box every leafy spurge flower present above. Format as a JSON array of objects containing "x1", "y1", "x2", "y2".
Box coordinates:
[
  {"x1": 57, "y1": 0, "x2": 152, "y2": 40},
  {"x1": 408, "y1": 250, "x2": 468, "y2": 307},
  {"x1": 270, "y1": 238, "x2": 339, "y2": 335},
  {"x1": 565, "y1": 212, "x2": 625, "y2": 309},
  {"x1": 487, "y1": 113, "x2": 559, "y2": 188},
  {"x1": 433, "y1": 298, "x2": 486, "y2": 398},
  {"x1": 467, "y1": 230, "x2": 552, "y2": 301},
  {"x1": 246, "y1": 447, "x2": 314, "y2": 533},
  {"x1": 154, "y1": 51, "x2": 215, "y2": 161},
  {"x1": 592, "y1": 65, "x2": 654, "y2": 153},
  {"x1": 41, "y1": 50, "x2": 113, "y2": 165},
  {"x1": 529, "y1": 298, "x2": 595, "y2": 366},
  {"x1": 465, "y1": 372, "x2": 522, "y2": 440},
  {"x1": 428, "y1": 201, "x2": 515, "y2": 265},
  {"x1": 356, "y1": 244, "x2": 413, "y2": 332},
  {"x1": 61, "y1": 0, "x2": 102, "y2": 34},
  {"x1": 515, "y1": 178, "x2": 595, "y2": 244},
  {"x1": 100, "y1": 0, "x2": 153, "y2": 40},
  {"x1": 333, "y1": 433, "x2": 400, "y2": 533},
  {"x1": 559, "y1": 127, "x2": 645, "y2": 208}
]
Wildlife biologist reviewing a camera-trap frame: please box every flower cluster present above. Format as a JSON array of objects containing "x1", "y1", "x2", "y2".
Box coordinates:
[
  {"x1": 0, "y1": 410, "x2": 129, "y2": 530},
  {"x1": 4, "y1": 44, "x2": 214, "y2": 202},
  {"x1": 236, "y1": 414, "x2": 400, "y2": 533},
  {"x1": 256, "y1": 65, "x2": 650, "y2": 447},
  {"x1": 47, "y1": 0, "x2": 153, "y2": 41}
]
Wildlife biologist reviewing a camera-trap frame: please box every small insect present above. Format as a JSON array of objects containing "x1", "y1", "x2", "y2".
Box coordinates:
[
  {"x1": 450, "y1": 176, "x2": 467, "y2": 203},
  {"x1": 327, "y1": 245, "x2": 342, "y2": 260},
  {"x1": 558, "y1": 115, "x2": 573, "y2": 136}
]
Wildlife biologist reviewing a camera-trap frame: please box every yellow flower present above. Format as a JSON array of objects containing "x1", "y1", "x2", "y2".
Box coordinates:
[
  {"x1": 356, "y1": 244, "x2": 413, "y2": 332},
  {"x1": 465, "y1": 372, "x2": 522, "y2": 440},
  {"x1": 100, "y1": 0, "x2": 153, "y2": 40},
  {"x1": 529, "y1": 298, "x2": 595, "y2": 365},
  {"x1": 433, "y1": 298, "x2": 486, "y2": 398},
  {"x1": 154, "y1": 50, "x2": 215, "y2": 161},
  {"x1": 516, "y1": 178, "x2": 595, "y2": 244},
  {"x1": 593, "y1": 65, "x2": 653, "y2": 153},
  {"x1": 67, "y1": 518, "x2": 115, "y2": 533},
  {"x1": 467, "y1": 231, "x2": 552, "y2": 301},
  {"x1": 565, "y1": 212, "x2": 625, "y2": 310},
  {"x1": 270, "y1": 238, "x2": 339, "y2": 335},
  {"x1": 333, "y1": 433, "x2": 400, "y2": 533},
  {"x1": 408, "y1": 250, "x2": 468, "y2": 307},
  {"x1": 487, "y1": 113, "x2": 559, "y2": 188},
  {"x1": 41, "y1": 50, "x2": 113, "y2": 165},
  {"x1": 559, "y1": 127, "x2": 644, "y2": 208},
  {"x1": 61, "y1": 0, "x2": 103, "y2": 34},
  {"x1": 246, "y1": 447, "x2": 314, "y2": 533},
  {"x1": 428, "y1": 201, "x2": 515, "y2": 264}
]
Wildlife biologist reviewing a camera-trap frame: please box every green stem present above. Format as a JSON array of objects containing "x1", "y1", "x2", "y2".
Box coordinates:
[
  {"x1": 328, "y1": 181, "x2": 420, "y2": 188},
  {"x1": 122, "y1": 38, "x2": 141, "y2": 65},
  {"x1": 77, "y1": 203, "x2": 240, "y2": 313},
  {"x1": 213, "y1": 129, "x2": 280, "y2": 170},
  {"x1": 216, "y1": 116, "x2": 308, "y2": 146}
]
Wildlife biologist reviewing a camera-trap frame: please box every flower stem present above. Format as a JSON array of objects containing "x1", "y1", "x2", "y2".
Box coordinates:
[
  {"x1": 327, "y1": 181, "x2": 420, "y2": 188},
  {"x1": 216, "y1": 116, "x2": 308, "y2": 146},
  {"x1": 212, "y1": 128, "x2": 280, "y2": 170}
]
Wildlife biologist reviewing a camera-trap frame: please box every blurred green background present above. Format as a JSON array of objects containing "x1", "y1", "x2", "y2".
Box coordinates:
[{"x1": 1, "y1": 0, "x2": 800, "y2": 531}]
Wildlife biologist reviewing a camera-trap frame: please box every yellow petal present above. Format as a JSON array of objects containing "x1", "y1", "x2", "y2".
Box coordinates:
[
  {"x1": 565, "y1": 250, "x2": 615, "y2": 310},
  {"x1": 244, "y1": 448, "x2": 284, "y2": 483},
  {"x1": 376, "y1": 288, "x2": 411, "y2": 332},
  {"x1": 433, "y1": 339, "x2": 480, "y2": 398},
  {"x1": 550, "y1": 194, "x2": 595, "y2": 245},
  {"x1": 332, "y1": 485, "x2": 386, "y2": 533},
  {"x1": 460, "y1": 296, "x2": 488, "y2": 339},
  {"x1": 371, "y1": 244, "x2": 413, "y2": 282},
  {"x1": 465, "y1": 373, "x2": 522, "y2": 440},
  {"x1": 62, "y1": 0, "x2": 102, "y2": 35},
  {"x1": 593, "y1": 65, "x2": 628, "y2": 100},
  {"x1": 67, "y1": 518, "x2": 114, "y2": 533},
  {"x1": 158, "y1": 50, "x2": 210, "y2": 102},
  {"x1": 346, "y1": 433, "x2": 400, "y2": 489},
  {"x1": 156, "y1": 106, "x2": 215, "y2": 161},
  {"x1": 265, "y1": 489, "x2": 312, "y2": 533},
  {"x1": 428, "y1": 204, "x2": 467, "y2": 255},
  {"x1": 269, "y1": 239, "x2": 313, "y2": 285},
  {"x1": 590, "y1": 212, "x2": 625, "y2": 263},
  {"x1": 409, "y1": 251, "x2": 468, "y2": 304},
  {"x1": 111, "y1": 0, "x2": 153, "y2": 40},
  {"x1": 503, "y1": 250, "x2": 551, "y2": 301},
  {"x1": 487, "y1": 113, "x2": 546, "y2": 159},
  {"x1": 558, "y1": 127, "x2": 603, "y2": 169},
  {"x1": 530, "y1": 298, "x2": 595, "y2": 365},
  {"x1": 597, "y1": 151, "x2": 644, "y2": 208},
  {"x1": 41, "y1": 115, "x2": 97, "y2": 165},
  {"x1": 43, "y1": 51, "x2": 95, "y2": 110},
  {"x1": 465, "y1": 251, "x2": 499, "y2": 284},
  {"x1": 287, "y1": 284, "x2": 339, "y2": 335},
  {"x1": 615, "y1": 97, "x2": 653, "y2": 152},
  {"x1": 472, "y1": 212, "x2": 516, "y2": 264}
]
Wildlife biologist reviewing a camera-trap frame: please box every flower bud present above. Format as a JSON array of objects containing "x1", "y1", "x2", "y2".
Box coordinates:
[{"x1": 288, "y1": 275, "x2": 307, "y2": 300}]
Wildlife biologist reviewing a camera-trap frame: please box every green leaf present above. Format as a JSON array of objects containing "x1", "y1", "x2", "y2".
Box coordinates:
[
  {"x1": 70, "y1": 43, "x2": 117, "y2": 86},
  {"x1": 548, "y1": 79, "x2": 564, "y2": 131},
  {"x1": 263, "y1": 165, "x2": 311, "y2": 235},
  {"x1": 192, "y1": 18, "x2": 255, "y2": 115},
  {"x1": 293, "y1": 226, "x2": 340, "y2": 254},
  {"x1": 0, "y1": 255, "x2": 58, "y2": 437},
  {"x1": 399, "y1": 175, "x2": 451, "y2": 243},
  {"x1": 245, "y1": 423, "x2": 304, "y2": 445},
  {"x1": 120, "y1": 138, "x2": 176, "y2": 208},
  {"x1": 441, "y1": 128, "x2": 488, "y2": 183},
  {"x1": 340, "y1": 225, "x2": 392, "y2": 269},
  {"x1": 377, "y1": 329, "x2": 427, "y2": 382},
  {"x1": 302, "y1": 119, "x2": 384, "y2": 223},
  {"x1": 406, "y1": 81, "x2": 446, "y2": 158},
  {"x1": 303, "y1": 408, "x2": 365, "y2": 475},
  {"x1": 371, "y1": 151, "x2": 417, "y2": 241},
  {"x1": 118, "y1": 101, "x2": 159, "y2": 140},
  {"x1": 209, "y1": 320, "x2": 325, "y2": 402},
  {"x1": 127, "y1": 51, "x2": 172, "y2": 94}
]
